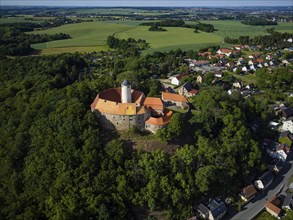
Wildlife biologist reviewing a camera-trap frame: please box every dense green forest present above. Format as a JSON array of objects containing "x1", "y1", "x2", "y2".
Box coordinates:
[
  {"x1": 1, "y1": 48, "x2": 287, "y2": 218},
  {"x1": 0, "y1": 23, "x2": 70, "y2": 56},
  {"x1": 224, "y1": 30, "x2": 293, "y2": 49}
]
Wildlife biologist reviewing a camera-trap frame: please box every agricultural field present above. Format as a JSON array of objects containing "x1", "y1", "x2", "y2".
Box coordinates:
[
  {"x1": 0, "y1": 16, "x2": 42, "y2": 24},
  {"x1": 28, "y1": 22, "x2": 134, "y2": 54},
  {"x1": 200, "y1": 20, "x2": 293, "y2": 38},
  {"x1": 24, "y1": 20, "x2": 293, "y2": 55}
]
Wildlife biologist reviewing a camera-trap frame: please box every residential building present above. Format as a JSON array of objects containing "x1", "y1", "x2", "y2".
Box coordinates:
[
  {"x1": 240, "y1": 185, "x2": 257, "y2": 202},
  {"x1": 265, "y1": 196, "x2": 282, "y2": 218},
  {"x1": 178, "y1": 82, "x2": 199, "y2": 98},
  {"x1": 197, "y1": 198, "x2": 227, "y2": 220},
  {"x1": 162, "y1": 92, "x2": 188, "y2": 107},
  {"x1": 282, "y1": 192, "x2": 293, "y2": 210},
  {"x1": 196, "y1": 75, "x2": 203, "y2": 84},
  {"x1": 170, "y1": 72, "x2": 189, "y2": 86},
  {"x1": 282, "y1": 119, "x2": 293, "y2": 133}
]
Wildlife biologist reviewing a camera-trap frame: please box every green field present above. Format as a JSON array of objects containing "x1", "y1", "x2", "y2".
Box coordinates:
[
  {"x1": 0, "y1": 16, "x2": 42, "y2": 24},
  {"x1": 200, "y1": 20, "x2": 293, "y2": 38},
  {"x1": 24, "y1": 20, "x2": 293, "y2": 55},
  {"x1": 115, "y1": 25, "x2": 223, "y2": 53}
]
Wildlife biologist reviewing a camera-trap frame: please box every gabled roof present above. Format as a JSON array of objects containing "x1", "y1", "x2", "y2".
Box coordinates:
[
  {"x1": 241, "y1": 185, "x2": 257, "y2": 199},
  {"x1": 208, "y1": 199, "x2": 226, "y2": 218},
  {"x1": 282, "y1": 192, "x2": 293, "y2": 207},
  {"x1": 176, "y1": 72, "x2": 189, "y2": 80},
  {"x1": 266, "y1": 196, "x2": 282, "y2": 216},
  {"x1": 266, "y1": 201, "x2": 281, "y2": 216},
  {"x1": 197, "y1": 203, "x2": 209, "y2": 217},
  {"x1": 182, "y1": 82, "x2": 193, "y2": 91},
  {"x1": 188, "y1": 89, "x2": 199, "y2": 95},
  {"x1": 143, "y1": 97, "x2": 164, "y2": 111},
  {"x1": 162, "y1": 92, "x2": 188, "y2": 103}
]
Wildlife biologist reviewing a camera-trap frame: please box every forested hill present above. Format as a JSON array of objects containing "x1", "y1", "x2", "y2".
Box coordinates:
[{"x1": 0, "y1": 53, "x2": 266, "y2": 219}]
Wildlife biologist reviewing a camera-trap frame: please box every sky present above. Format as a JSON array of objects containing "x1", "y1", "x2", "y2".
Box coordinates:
[{"x1": 1, "y1": 0, "x2": 292, "y2": 7}]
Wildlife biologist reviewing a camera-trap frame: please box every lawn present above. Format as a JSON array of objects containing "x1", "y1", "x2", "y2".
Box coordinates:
[
  {"x1": 226, "y1": 71, "x2": 257, "y2": 84},
  {"x1": 255, "y1": 209, "x2": 293, "y2": 220}
]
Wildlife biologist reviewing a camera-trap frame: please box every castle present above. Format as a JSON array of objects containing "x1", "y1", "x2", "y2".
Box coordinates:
[{"x1": 90, "y1": 80, "x2": 187, "y2": 133}]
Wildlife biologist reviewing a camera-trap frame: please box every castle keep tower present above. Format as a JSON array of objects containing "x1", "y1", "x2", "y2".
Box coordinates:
[{"x1": 121, "y1": 79, "x2": 132, "y2": 103}]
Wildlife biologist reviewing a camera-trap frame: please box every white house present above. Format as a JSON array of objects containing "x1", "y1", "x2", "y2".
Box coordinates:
[
  {"x1": 214, "y1": 71, "x2": 223, "y2": 78},
  {"x1": 233, "y1": 81, "x2": 242, "y2": 89},
  {"x1": 282, "y1": 119, "x2": 293, "y2": 133},
  {"x1": 242, "y1": 66, "x2": 250, "y2": 72},
  {"x1": 170, "y1": 72, "x2": 189, "y2": 86}
]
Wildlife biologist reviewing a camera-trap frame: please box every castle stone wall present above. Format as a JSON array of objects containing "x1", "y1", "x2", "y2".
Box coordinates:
[{"x1": 95, "y1": 110, "x2": 146, "y2": 130}]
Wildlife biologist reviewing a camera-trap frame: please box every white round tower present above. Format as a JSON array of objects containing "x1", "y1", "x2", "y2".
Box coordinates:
[{"x1": 121, "y1": 79, "x2": 132, "y2": 103}]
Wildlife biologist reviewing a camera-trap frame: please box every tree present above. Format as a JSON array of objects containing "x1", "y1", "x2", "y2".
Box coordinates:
[{"x1": 167, "y1": 113, "x2": 184, "y2": 139}]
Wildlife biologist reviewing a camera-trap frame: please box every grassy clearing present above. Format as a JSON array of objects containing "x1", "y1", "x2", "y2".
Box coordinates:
[{"x1": 226, "y1": 71, "x2": 257, "y2": 84}]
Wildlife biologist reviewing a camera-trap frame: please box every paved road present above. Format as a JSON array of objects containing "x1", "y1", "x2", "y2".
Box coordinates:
[{"x1": 230, "y1": 151, "x2": 293, "y2": 220}]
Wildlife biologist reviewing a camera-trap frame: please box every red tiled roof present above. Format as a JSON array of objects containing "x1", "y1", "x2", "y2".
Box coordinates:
[
  {"x1": 145, "y1": 109, "x2": 173, "y2": 125},
  {"x1": 242, "y1": 185, "x2": 257, "y2": 199},
  {"x1": 266, "y1": 201, "x2": 281, "y2": 216},
  {"x1": 256, "y1": 59, "x2": 264, "y2": 63},
  {"x1": 162, "y1": 92, "x2": 188, "y2": 103},
  {"x1": 143, "y1": 97, "x2": 164, "y2": 111},
  {"x1": 91, "y1": 87, "x2": 146, "y2": 115},
  {"x1": 188, "y1": 89, "x2": 199, "y2": 95},
  {"x1": 176, "y1": 72, "x2": 189, "y2": 80},
  {"x1": 220, "y1": 48, "x2": 234, "y2": 53}
]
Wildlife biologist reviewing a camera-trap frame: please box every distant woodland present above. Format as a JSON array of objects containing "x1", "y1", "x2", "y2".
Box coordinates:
[
  {"x1": 0, "y1": 23, "x2": 70, "y2": 56},
  {"x1": 224, "y1": 30, "x2": 293, "y2": 49},
  {"x1": 140, "y1": 19, "x2": 215, "y2": 33}
]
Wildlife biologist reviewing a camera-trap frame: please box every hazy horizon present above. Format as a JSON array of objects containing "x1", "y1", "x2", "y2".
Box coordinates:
[{"x1": 2, "y1": 0, "x2": 293, "y2": 7}]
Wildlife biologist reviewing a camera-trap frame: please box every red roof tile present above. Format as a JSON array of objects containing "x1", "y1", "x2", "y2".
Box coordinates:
[
  {"x1": 162, "y1": 92, "x2": 188, "y2": 103},
  {"x1": 143, "y1": 97, "x2": 164, "y2": 111}
]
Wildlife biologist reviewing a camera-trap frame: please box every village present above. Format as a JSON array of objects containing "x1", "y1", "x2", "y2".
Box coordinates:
[
  {"x1": 88, "y1": 42, "x2": 293, "y2": 219},
  {"x1": 163, "y1": 45, "x2": 293, "y2": 219},
  {"x1": 162, "y1": 45, "x2": 293, "y2": 219}
]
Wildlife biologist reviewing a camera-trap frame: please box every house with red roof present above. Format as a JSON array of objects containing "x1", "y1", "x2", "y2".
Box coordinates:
[
  {"x1": 178, "y1": 82, "x2": 199, "y2": 98},
  {"x1": 162, "y1": 92, "x2": 188, "y2": 107}
]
